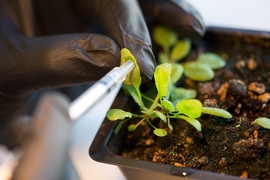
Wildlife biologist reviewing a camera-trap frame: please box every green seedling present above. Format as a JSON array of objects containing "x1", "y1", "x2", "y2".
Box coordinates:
[
  {"x1": 252, "y1": 117, "x2": 270, "y2": 129},
  {"x1": 202, "y1": 107, "x2": 232, "y2": 119},
  {"x1": 153, "y1": 26, "x2": 226, "y2": 82},
  {"x1": 106, "y1": 48, "x2": 232, "y2": 137}
]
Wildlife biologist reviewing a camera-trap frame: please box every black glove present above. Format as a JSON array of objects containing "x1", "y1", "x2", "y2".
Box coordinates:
[
  {"x1": 0, "y1": 0, "x2": 154, "y2": 142},
  {"x1": 11, "y1": 92, "x2": 78, "y2": 180},
  {"x1": 0, "y1": 0, "x2": 205, "y2": 143}
]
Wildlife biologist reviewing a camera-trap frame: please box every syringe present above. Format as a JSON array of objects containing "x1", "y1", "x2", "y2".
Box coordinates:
[{"x1": 68, "y1": 60, "x2": 135, "y2": 121}]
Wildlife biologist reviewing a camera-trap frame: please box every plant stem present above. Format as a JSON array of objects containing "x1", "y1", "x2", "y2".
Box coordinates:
[
  {"x1": 141, "y1": 93, "x2": 162, "y2": 108},
  {"x1": 135, "y1": 118, "x2": 146, "y2": 127},
  {"x1": 141, "y1": 94, "x2": 155, "y2": 103},
  {"x1": 166, "y1": 112, "x2": 171, "y2": 125},
  {"x1": 146, "y1": 118, "x2": 157, "y2": 130},
  {"x1": 135, "y1": 87, "x2": 145, "y2": 110},
  {"x1": 149, "y1": 94, "x2": 160, "y2": 112},
  {"x1": 131, "y1": 113, "x2": 144, "y2": 118}
]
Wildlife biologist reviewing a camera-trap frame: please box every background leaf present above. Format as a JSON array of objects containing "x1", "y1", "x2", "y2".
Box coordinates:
[
  {"x1": 176, "y1": 99, "x2": 202, "y2": 118},
  {"x1": 196, "y1": 53, "x2": 226, "y2": 69},
  {"x1": 152, "y1": 26, "x2": 178, "y2": 54},
  {"x1": 184, "y1": 62, "x2": 214, "y2": 81},
  {"x1": 171, "y1": 88, "x2": 197, "y2": 102},
  {"x1": 158, "y1": 52, "x2": 170, "y2": 64},
  {"x1": 202, "y1": 107, "x2": 232, "y2": 119},
  {"x1": 171, "y1": 38, "x2": 191, "y2": 62},
  {"x1": 171, "y1": 63, "x2": 184, "y2": 84}
]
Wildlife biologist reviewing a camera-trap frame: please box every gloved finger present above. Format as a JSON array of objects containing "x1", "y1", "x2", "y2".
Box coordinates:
[
  {"x1": 75, "y1": 0, "x2": 156, "y2": 82},
  {"x1": 12, "y1": 92, "x2": 72, "y2": 180},
  {"x1": 138, "y1": 0, "x2": 206, "y2": 37}
]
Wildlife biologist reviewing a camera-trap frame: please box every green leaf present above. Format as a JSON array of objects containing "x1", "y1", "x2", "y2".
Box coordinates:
[
  {"x1": 120, "y1": 48, "x2": 144, "y2": 109},
  {"x1": 171, "y1": 88, "x2": 197, "y2": 102},
  {"x1": 196, "y1": 53, "x2": 226, "y2": 70},
  {"x1": 161, "y1": 99, "x2": 175, "y2": 112},
  {"x1": 153, "y1": 128, "x2": 167, "y2": 137},
  {"x1": 120, "y1": 48, "x2": 142, "y2": 90},
  {"x1": 253, "y1": 117, "x2": 270, "y2": 129},
  {"x1": 128, "y1": 124, "x2": 137, "y2": 131},
  {"x1": 122, "y1": 84, "x2": 142, "y2": 108},
  {"x1": 178, "y1": 115, "x2": 202, "y2": 131},
  {"x1": 106, "y1": 109, "x2": 132, "y2": 121},
  {"x1": 158, "y1": 52, "x2": 170, "y2": 64},
  {"x1": 171, "y1": 63, "x2": 184, "y2": 84},
  {"x1": 183, "y1": 62, "x2": 214, "y2": 81},
  {"x1": 176, "y1": 99, "x2": 202, "y2": 118},
  {"x1": 152, "y1": 26, "x2": 178, "y2": 53},
  {"x1": 171, "y1": 38, "x2": 191, "y2": 62},
  {"x1": 152, "y1": 111, "x2": 167, "y2": 123},
  {"x1": 202, "y1": 107, "x2": 232, "y2": 119},
  {"x1": 154, "y1": 63, "x2": 172, "y2": 99}
]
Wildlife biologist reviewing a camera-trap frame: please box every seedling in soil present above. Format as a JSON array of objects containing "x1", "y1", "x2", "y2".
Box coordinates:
[
  {"x1": 252, "y1": 117, "x2": 270, "y2": 129},
  {"x1": 106, "y1": 48, "x2": 232, "y2": 137}
]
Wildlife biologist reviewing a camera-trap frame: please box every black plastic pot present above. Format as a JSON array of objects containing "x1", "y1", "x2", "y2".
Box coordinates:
[{"x1": 89, "y1": 27, "x2": 270, "y2": 180}]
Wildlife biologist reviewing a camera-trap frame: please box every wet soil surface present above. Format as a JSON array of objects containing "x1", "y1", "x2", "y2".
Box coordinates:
[{"x1": 119, "y1": 31, "x2": 270, "y2": 179}]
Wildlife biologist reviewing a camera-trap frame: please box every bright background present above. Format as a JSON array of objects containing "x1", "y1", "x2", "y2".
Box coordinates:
[
  {"x1": 70, "y1": 1, "x2": 270, "y2": 179},
  {"x1": 187, "y1": 0, "x2": 270, "y2": 32}
]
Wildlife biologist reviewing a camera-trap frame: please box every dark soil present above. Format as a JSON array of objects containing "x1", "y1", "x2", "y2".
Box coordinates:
[{"x1": 119, "y1": 30, "x2": 270, "y2": 179}]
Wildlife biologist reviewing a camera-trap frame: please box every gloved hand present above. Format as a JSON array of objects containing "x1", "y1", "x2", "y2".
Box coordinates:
[
  {"x1": 11, "y1": 92, "x2": 78, "y2": 180},
  {"x1": 0, "y1": 0, "x2": 205, "y2": 143}
]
